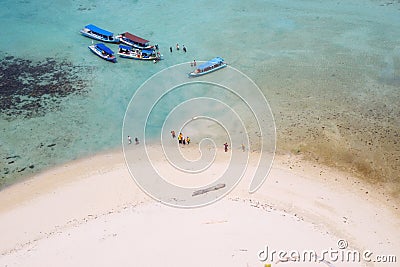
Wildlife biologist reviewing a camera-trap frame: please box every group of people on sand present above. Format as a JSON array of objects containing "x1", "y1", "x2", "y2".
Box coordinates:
[
  {"x1": 170, "y1": 130, "x2": 234, "y2": 152},
  {"x1": 128, "y1": 132, "x2": 244, "y2": 153},
  {"x1": 129, "y1": 132, "x2": 244, "y2": 153},
  {"x1": 170, "y1": 130, "x2": 190, "y2": 145},
  {"x1": 127, "y1": 135, "x2": 139, "y2": 145}
]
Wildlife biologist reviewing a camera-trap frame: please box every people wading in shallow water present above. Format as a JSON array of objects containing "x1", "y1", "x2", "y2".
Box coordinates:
[
  {"x1": 135, "y1": 137, "x2": 139, "y2": 145},
  {"x1": 128, "y1": 136, "x2": 132, "y2": 144}
]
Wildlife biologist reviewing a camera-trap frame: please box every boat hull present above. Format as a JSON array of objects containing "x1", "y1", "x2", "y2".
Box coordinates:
[
  {"x1": 88, "y1": 45, "x2": 117, "y2": 63},
  {"x1": 189, "y1": 63, "x2": 227, "y2": 77},
  {"x1": 118, "y1": 53, "x2": 157, "y2": 60},
  {"x1": 117, "y1": 45, "x2": 161, "y2": 61}
]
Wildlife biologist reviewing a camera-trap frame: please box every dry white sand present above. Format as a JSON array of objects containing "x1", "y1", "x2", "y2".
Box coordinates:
[{"x1": 0, "y1": 146, "x2": 398, "y2": 267}]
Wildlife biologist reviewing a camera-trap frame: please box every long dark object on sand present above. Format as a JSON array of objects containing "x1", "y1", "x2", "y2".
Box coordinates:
[{"x1": 192, "y1": 183, "x2": 226, "y2": 196}]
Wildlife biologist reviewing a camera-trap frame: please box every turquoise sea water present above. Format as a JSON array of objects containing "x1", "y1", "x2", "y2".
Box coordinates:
[{"x1": 1, "y1": 0, "x2": 399, "y2": 191}]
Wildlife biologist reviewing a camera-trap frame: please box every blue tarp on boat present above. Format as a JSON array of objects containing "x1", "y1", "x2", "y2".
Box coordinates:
[
  {"x1": 142, "y1": 49, "x2": 155, "y2": 54},
  {"x1": 197, "y1": 57, "x2": 224, "y2": 70},
  {"x1": 85, "y1": 24, "x2": 113, "y2": 37},
  {"x1": 119, "y1": 45, "x2": 132, "y2": 50},
  {"x1": 96, "y1": 43, "x2": 114, "y2": 55}
]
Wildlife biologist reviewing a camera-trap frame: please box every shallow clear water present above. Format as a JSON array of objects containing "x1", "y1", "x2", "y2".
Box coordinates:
[{"x1": 1, "y1": 0, "x2": 399, "y2": 191}]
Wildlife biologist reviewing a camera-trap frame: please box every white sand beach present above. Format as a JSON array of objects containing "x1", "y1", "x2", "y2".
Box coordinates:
[{"x1": 0, "y1": 146, "x2": 398, "y2": 267}]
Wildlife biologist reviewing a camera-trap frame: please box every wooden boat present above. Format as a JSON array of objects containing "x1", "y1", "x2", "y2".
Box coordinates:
[
  {"x1": 117, "y1": 45, "x2": 161, "y2": 61},
  {"x1": 188, "y1": 57, "x2": 227, "y2": 77},
  {"x1": 80, "y1": 24, "x2": 119, "y2": 43},
  {"x1": 88, "y1": 43, "x2": 117, "y2": 63},
  {"x1": 116, "y1": 32, "x2": 154, "y2": 49}
]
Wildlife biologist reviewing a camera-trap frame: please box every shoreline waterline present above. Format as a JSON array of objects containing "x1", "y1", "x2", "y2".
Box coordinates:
[
  {"x1": 1, "y1": 144, "x2": 399, "y2": 211},
  {"x1": 2, "y1": 125, "x2": 399, "y2": 204}
]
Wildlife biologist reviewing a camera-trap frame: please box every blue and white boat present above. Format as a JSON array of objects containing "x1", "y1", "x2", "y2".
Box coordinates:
[
  {"x1": 117, "y1": 45, "x2": 161, "y2": 61},
  {"x1": 116, "y1": 32, "x2": 154, "y2": 50},
  {"x1": 88, "y1": 43, "x2": 117, "y2": 63},
  {"x1": 188, "y1": 57, "x2": 227, "y2": 77},
  {"x1": 80, "y1": 24, "x2": 119, "y2": 43}
]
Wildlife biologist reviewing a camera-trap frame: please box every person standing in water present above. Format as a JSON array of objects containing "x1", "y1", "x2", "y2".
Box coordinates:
[
  {"x1": 183, "y1": 45, "x2": 187, "y2": 53},
  {"x1": 128, "y1": 136, "x2": 132, "y2": 144},
  {"x1": 176, "y1": 43, "x2": 180, "y2": 50},
  {"x1": 171, "y1": 130, "x2": 176, "y2": 138},
  {"x1": 135, "y1": 137, "x2": 139, "y2": 145}
]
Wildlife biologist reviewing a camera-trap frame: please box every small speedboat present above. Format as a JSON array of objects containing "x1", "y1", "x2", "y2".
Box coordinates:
[
  {"x1": 189, "y1": 57, "x2": 227, "y2": 77},
  {"x1": 88, "y1": 43, "x2": 117, "y2": 63},
  {"x1": 117, "y1": 45, "x2": 161, "y2": 61},
  {"x1": 80, "y1": 24, "x2": 119, "y2": 43}
]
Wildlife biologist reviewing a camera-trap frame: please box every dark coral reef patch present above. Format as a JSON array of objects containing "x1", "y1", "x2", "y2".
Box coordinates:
[{"x1": 0, "y1": 55, "x2": 92, "y2": 119}]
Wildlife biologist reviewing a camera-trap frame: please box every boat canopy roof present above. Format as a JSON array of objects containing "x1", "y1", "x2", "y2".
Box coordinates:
[
  {"x1": 197, "y1": 57, "x2": 224, "y2": 70},
  {"x1": 142, "y1": 49, "x2": 155, "y2": 54},
  {"x1": 119, "y1": 45, "x2": 132, "y2": 50},
  {"x1": 85, "y1": 24, "x2": 114, "y2": 37},
  {"x1": 121, "y1": 32, "x2": 149, "y2": 45},
  {"x1": 96, "y1": 43, "x2": 114, "y2": 54}
]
